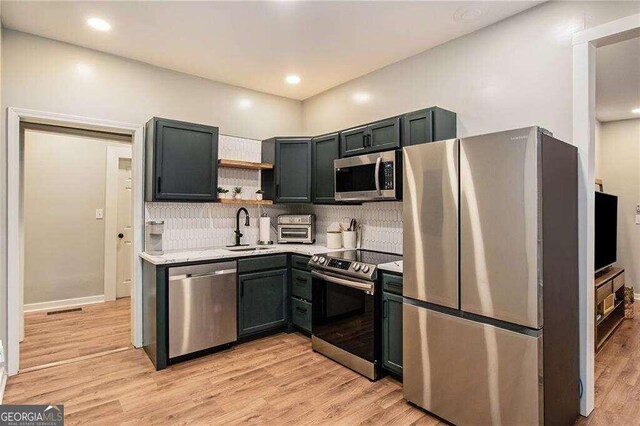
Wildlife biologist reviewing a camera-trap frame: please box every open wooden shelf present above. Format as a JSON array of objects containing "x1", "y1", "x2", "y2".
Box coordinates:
[
  {"x1": 218, "y1": 159, "x2": 273, "y2": 170},
  {"x1": 596, "y1": 299, "x2": 623, "y2": 326},
  {"x1": 217, "y1": 198, "x2": 273, "y2": 205}
]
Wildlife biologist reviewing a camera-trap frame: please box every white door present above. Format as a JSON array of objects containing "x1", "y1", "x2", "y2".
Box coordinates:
[{"x1": 116, "y1": 158, "x2": 133, "y2": 298}]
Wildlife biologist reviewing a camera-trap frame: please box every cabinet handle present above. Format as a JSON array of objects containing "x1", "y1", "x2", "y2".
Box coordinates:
[
  {"x1": 296, "y1": 277, "x2": 307, "y2": 283},
  {"x1": 296, "y1": 306, "x2": 307, "y2": 314},
  {"x1": 157, "y1": 176, "x2": 162, "y2": 193},
  {"x1": 383, "y1": 300, "x2": 388, "y2": 318},
  {"x1": 362, "y1": 135, "x2": 367, "y2": 148}
]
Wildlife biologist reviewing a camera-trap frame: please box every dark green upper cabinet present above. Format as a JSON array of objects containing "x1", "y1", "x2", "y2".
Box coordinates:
[
  {"x1": 262, "y1": 137, "x2": 312, "y2": 203},
  {"x1": 145, "y1": 117, "x2": 219, "y2": 202},
  {"x1": 383, "y1": 291, "x2": 403, "y2": 376},
  {"x1": 312, "y1": 133, "x2": 340, "y2": 204},
  {"x1": 340, "y1": 126, "x2": 368, "y2": 157},
  {"x1": 403, "y1": 107, "x2": 457, "y2": 147},
  {"x1": 238, "y1": 268, "x2": 288, "y2": 337},
  {"x1": 340, "y1": 118, "x2": 401, "y2": 157}
]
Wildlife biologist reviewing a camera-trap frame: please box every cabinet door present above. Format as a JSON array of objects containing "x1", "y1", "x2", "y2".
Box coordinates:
[
  {"x1": 153, "y1": 118, "x2": 218, "y2": 201},
  {"x1": 368, "y1": 117, "x2": 401, "y2": 152},
  {"x1": 403, "y1": 109, "x2": 433, "y2": 146},
  {"x1": 340, "y1": 125, "x2": 368, "y2": 157},
  {"x1": 238, "y1": 269, "x2": 288, "y2": 336},
  {"x1": 383, "y1": 291, "x2": 403, "y2": 375},
  {"x1": 312, "y1": 133, "x2": 340, "y2": 204},
  {"x1": 276, "y1": 138, "x2": 311, "y2": 203}
]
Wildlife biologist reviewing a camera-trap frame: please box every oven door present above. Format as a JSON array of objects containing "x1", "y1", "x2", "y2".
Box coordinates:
[
  {"x1": 334, "y1": 151, "x2": 399, "y2": 202},
  {"x1": 278, "y1": 225, "x2": 311, "y2": 243},
  {"x1": 311, "y1": 270, "x2": 375, "y2": 362}
]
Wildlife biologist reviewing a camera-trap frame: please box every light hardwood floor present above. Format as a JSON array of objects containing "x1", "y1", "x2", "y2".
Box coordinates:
[
  {"x1": 576, "y1": 315, "x2": 640, "y2": 425},
  {"x1": 5, "y1": 332, "x2": 440, "y2": 425},
  {"x1": 7, "y1": 303, "x2": 640, "y2": 425},
  {"x1": 19, "y1": 298, "x2": 131, "y2": 370}
]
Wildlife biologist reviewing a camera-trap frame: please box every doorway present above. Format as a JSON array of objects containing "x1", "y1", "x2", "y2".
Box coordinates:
[{"x1": 19, "y1": 124, "x2": 134, "y2": 372}]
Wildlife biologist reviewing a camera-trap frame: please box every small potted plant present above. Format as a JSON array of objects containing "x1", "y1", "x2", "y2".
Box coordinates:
[
  {"x1": 255, "y1": 189, "x2": 264, "y2": 201},
  {"x1": 217, "y1": 187, "x2": 229, "y2": 199},
  {"x1": 232, "y1": 186, "x2": 242, "y2": 200}
]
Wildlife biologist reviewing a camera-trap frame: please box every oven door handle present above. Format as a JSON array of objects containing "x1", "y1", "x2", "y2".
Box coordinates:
[
  {"x1": 311, "y1": 271, "x2": 374, "y2": 293},
  {"x1": 374, "y1": 156, "x2": 382, "y2": 195}
]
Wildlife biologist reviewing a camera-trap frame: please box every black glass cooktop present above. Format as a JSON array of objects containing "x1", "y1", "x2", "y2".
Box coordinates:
[{"x1": 325, "y1": 249, "x2": 402, "y2": 266}]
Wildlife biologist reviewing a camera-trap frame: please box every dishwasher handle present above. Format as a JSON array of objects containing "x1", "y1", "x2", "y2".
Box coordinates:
[{"x1": 169, "y1": 268, "x2": 236, "y2": 281}]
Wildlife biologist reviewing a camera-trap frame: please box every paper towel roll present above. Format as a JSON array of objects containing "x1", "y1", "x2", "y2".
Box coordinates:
[{"x1": 259, "y1": 216, "x2": 271, "y2": 242}]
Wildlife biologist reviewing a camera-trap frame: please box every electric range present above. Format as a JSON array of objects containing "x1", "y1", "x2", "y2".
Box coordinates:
[{"x1": 308, "y1": 249, "x2": 402, "y2": 381}]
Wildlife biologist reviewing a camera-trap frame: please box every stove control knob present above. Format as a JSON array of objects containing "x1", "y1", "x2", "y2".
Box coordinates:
[
  {"x1": 353, "y1": 263, "x2": 361, "y2": 271},
  {"x1": 319, "y1": 257, "x2": 326, "y2": 264},
  {"x1": 312, "y1": 255, "x2": 319, "y2": 262},
  {"x1": 362, "y1": 265, "x2": 370, "y2": 273}
]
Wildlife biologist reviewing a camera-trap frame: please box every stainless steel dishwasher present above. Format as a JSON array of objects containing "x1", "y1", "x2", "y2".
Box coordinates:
[{"x1": 168, "y1": 261, "x2": 237, "y2": 358}]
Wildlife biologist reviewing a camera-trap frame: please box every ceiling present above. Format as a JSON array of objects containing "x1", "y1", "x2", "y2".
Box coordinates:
[
  {"x1": 596, "y1": 37, "x2": 640, "y2": 122},
  {"x1": 1, "y1": 1, "x2": 540, "y2": 100}
]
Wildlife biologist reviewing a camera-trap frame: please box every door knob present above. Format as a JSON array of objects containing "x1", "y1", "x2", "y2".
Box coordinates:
[{"x1": 118, "y1": 233, "x2": 124, "y2": 239}]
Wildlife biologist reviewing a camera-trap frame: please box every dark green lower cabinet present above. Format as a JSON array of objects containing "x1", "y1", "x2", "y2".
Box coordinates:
[
  {"x1": 291, "y1": 298, "x2": 312, "y2": 333},
  {"x1": 382, "y1": 291, "x2": 403, "y2": 375},
  {"x1": 238, "y1": 269, "x2": 288, "y2": 337}
]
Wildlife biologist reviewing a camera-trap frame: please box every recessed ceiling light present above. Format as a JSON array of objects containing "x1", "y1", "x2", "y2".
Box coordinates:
[
  {"x1": 87, "y1": 17, "x2": 111, "y2": 32},
  {"x1": 632, "y1": 108, "x2": 640, "y2": 114},
  {"x1": 453, "y1": 6, "x2": 487, "y2": 23},
  {"x1": 285, "y1": 75, "x2": 301, "y2": 85}
]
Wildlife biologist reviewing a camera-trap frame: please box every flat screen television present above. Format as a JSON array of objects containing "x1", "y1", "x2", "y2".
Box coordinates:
[{"x1": 595, "y1": 191, "x2": 618, "y2": 273}]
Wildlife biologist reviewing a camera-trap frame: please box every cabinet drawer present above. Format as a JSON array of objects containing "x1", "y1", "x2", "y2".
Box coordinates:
[
  {"x1": 382, "y1": 273, "x2": 403, "y2": 295},
  {"x1": 596, "y1": 281, "x2": 612, "y2": 305},
  {"x1": 292, "y1": 269, "x2": 312, "y2": 301},
  {"x1": 613, "y1": 272, "x2": 625, "y2": 292},
  {"x1": 292, "y1": 298, "x2": 312, "y2": 332},
  {"x1": 238, "y1": 254, "x2": 287, "y2": 274},
  {"x1": 291, "y1": 255, "x2": 312, "y2": 272}
]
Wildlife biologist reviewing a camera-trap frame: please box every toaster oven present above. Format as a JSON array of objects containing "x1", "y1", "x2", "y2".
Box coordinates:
[{"x1": 277, "y1": 215, "x2": 315, "y2": 244}]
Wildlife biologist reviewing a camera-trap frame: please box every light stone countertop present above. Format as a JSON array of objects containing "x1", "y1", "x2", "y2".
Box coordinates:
[
  {"x1": 378, "y1": 260, "x2": 403, "y2": 274},
  {"x1": 139, "y1": 244, "x2": 340, "y2": 265}
]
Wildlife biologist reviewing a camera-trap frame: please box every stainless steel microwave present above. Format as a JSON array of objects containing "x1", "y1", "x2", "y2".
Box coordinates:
[{"x1": 334, "y1": 150, "x2": 402, "y2": 202}]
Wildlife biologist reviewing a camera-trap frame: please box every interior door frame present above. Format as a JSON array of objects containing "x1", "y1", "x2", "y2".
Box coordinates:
[
  {"x1": 572, "y1": 13, "x2": 640, "y2": 416},
  {"x1": 104, "y1": 146, "x2": 133, "y2": 302},
  {"x1": 7, "y1": 107, "x2": 145, "y2": 376}
]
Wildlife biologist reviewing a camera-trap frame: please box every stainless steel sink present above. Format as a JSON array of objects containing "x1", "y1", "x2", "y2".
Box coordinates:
[{"x1": 224, "y1": 246, "x2": 272, "y2": 252}]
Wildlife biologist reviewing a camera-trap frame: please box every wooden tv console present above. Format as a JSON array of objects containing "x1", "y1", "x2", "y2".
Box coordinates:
[{"x1": 595, "y1": 267, "x2": 625, "y2": 351}]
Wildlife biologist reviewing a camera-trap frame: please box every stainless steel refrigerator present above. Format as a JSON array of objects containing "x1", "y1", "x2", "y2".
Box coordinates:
[{"x1": 402, "y1": 126, "x2": 579, "y2": 425}]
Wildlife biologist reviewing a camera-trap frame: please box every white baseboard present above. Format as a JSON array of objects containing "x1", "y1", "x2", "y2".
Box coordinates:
[{"x1": 24, "y1": 295, "x2": 105, "y2": 313}]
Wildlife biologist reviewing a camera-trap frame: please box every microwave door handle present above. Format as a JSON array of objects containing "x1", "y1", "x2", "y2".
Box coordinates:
[{"x1": 374, "y1": 156, "x2": 382, "y2": 195}]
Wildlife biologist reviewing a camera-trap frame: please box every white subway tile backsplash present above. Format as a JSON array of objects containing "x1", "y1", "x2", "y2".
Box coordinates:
[{"x1": 145, "y1": 134, "x2": 403, "y2": 254}]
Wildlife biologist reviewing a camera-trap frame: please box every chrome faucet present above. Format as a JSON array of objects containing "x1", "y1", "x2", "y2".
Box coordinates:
[{"x1": 230, "y1": 207, "x2": 250, "y2": 247}]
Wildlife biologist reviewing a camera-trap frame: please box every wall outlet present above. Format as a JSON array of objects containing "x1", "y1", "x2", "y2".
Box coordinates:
[
  {"x1": 636, "y1": 214, "x2": 640, "y2": 225},
  {"x1": 95, "y1": 209, "x2": 104, "y2": 220}
]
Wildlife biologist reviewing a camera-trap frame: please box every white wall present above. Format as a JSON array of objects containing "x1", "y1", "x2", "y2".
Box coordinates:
[
  {"x1": 23, "y1": 126, "x2": 130, "y2": 305},
  {"x1": 597, "y1": 119, "x2": 640, "y2": 290},
  {"x1": 302, "y1": 1, "x2": 640, "y2": 141},
  {"x1": 0, "y1": 29, "x2": 303, "y2": 363}
]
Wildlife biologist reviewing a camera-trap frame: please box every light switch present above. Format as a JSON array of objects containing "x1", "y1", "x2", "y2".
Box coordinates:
[{"x1": 96, "y1": 209, "x2": 104, "y2": 220}]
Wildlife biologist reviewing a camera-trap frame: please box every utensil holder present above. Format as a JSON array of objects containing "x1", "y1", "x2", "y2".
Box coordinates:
[{"x1": 342, "y1": 231, "x2": 357, "y2": 249}]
